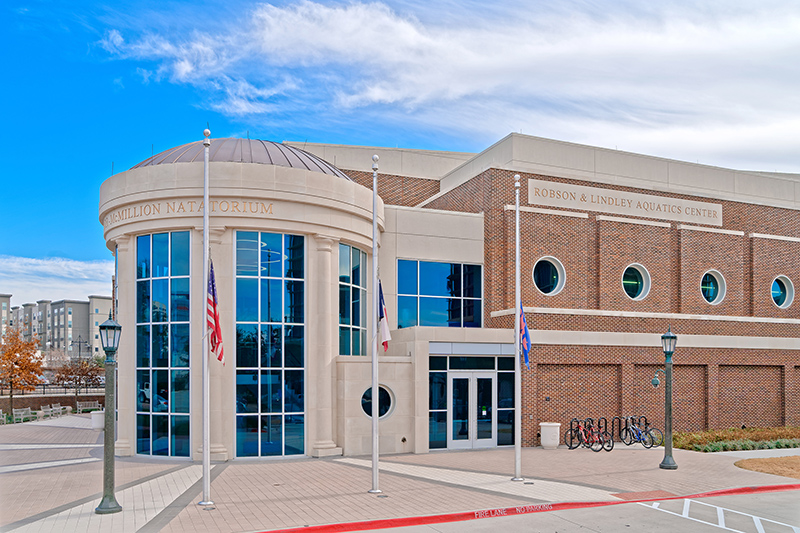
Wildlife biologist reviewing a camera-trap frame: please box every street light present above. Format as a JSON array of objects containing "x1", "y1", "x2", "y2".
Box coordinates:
[
  {"x1": 657, "y1": 326, "x2": 677, "y2": 470},
  {"x1": 70, "y1": 335, "x2": 89, "y2": 361},
  {"x1": 95, "y1": 312, "x2": 122, "y2": 514}
]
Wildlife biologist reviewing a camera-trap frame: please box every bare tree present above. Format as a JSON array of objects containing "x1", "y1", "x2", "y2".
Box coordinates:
[{"x1": 54, "y1": 359, "x2": 103, "y2": 401}]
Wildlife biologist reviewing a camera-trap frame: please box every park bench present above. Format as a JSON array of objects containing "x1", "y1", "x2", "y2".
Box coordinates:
[
  {"x1": 40, "y1": 405, "x2": 55, "y2": 419},
  {"x1": 0, "y1": 409, "x2": 6, "y2": 424},
  {"x1": 77, "y1": 401, "x2": 102, "y2": 413},
  {"x1": 13, "y1": 407, "x2": 36, "y2": 423},
  {"x1": 51, "y1": 403, "x2": 68, "y2": 416}
]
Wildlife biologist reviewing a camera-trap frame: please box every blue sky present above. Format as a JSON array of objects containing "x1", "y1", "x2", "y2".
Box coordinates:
[{"x1": 3, "y1": 0, "x2": 800, "y2": 306}]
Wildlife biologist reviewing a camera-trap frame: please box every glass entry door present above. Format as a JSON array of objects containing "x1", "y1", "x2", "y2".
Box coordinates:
[{"x1": 448, "y1": 372, "x2": 495, "y2": 449}]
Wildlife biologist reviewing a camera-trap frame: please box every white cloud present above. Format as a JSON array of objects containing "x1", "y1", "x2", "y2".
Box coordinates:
[
  {"x1": 98, "y1": 1, "x2": 800, "y2": 171},
  {"x1": 0, "y1": 256, "x2": 115, "y2": 308}
]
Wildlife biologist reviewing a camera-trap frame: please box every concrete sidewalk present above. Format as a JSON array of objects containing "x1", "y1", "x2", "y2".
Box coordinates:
[{"x1": 1, "y1": 415, "x2": 798, "y2": 532}]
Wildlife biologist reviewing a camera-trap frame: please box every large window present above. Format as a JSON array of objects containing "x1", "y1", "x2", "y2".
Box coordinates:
[
  {"x1": 235, "y1": 231, "x2": 305, "y2": 457},
  {"x1": 339, "y1": 244, "x2": 367, "y2": 355},
  {"x1": 397, "y1": 260, "x2": 482, "y2": 328},
  {"x1": 135, "y1": 231, "x2": 191, "y2": 457}
]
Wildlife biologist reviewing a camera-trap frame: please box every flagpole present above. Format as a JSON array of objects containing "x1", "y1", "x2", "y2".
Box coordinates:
[
  {"x1": 199, "y1": 128, "x2": 213, "y2": 506},
  {"x1": 369, "y1": 154, "x2": 381, "y2": 494},
  {"x1": 513, "y1": 174, "x2": 523, "y2": 482}
]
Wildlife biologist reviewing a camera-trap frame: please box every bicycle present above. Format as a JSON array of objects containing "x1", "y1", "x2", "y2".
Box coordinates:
[
  {"x1": 620, "y1": 417, "x2": 654, "y2": 448},
  {"x1": 646, "y1": 424, "x2": 664, "y2": 447},
  {"x1": 564, "y1": 418, "x2": 605, "y2": 452}
]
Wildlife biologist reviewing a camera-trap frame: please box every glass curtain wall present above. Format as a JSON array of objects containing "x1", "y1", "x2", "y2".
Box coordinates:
[
  {"x1": 135, "y1": 231, "x2": 191, "y2": 456},
  {"x1": 235, "y1": 231, "x2": 305, "y2": 457},
  {"x1": 339, "y1": 243, "x2": 367, "y2": 355},
  {"x1": 398, "y1": 260, "x2": 482, "y2": 328}
]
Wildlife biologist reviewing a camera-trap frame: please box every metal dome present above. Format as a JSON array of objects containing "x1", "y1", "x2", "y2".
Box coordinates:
[{"x1": 131, "y1": 138, "x2": 351, "y2": 180}]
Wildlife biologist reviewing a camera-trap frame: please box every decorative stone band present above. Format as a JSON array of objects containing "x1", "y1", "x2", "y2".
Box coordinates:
[
  {"x1": 527, "y1": 179, "x2": 722, "y2": 226},
  {"x1": 492, "y1": 306, "x2": 800, "y2": 324}
]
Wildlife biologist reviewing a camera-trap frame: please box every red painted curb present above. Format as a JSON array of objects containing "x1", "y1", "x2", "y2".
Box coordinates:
[{"x1": 261, "y1": 483, "x2": 800, "y2": 533}]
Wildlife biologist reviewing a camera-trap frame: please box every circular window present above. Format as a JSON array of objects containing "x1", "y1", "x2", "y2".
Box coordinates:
[
  {"x1": 361, "y1": 386, "x2": 393, "y2": 418},
  {"x1": 533, "y1": 257, "x2": 565, "y2": 295},
  {"x1": 771, "y1": 276, "x2": 794, "y2": 308},
  {"x1": 700, "y1": 270, "x2": 726, "y2": 305},
  {"x1": 622, "y1": 264, "x2": 651, "y2": 300}
]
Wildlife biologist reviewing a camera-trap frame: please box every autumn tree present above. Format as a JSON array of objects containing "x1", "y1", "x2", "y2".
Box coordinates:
[
  {"x1": 54, "y1": 358, "x2": 103, "y2": 401},
  {"x1": 0, "y1": 326, "x2": 43, "y2": 412}
]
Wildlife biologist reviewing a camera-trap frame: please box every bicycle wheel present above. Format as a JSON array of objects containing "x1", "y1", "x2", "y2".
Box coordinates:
[
  {"x1": 620, "y1": 427, "x2": 633, "y2": 446},
  {"x1": 564, "y1": 428, "x2": 580, "y2": 450},
  {"x1": 590, "y1": 432, "x2": 604, "y2": 452},
  {"x1": 602, "y1": 431, "x2": 614, "y2": 452},
  {"x1": 648, "y1": 428, "x2": 664, "y2": 448},
  {"x1": 641, "y1": 431, "x2": 654, "y2": 449}
]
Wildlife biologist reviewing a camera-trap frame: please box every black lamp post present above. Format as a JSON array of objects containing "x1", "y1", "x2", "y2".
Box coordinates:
[
  {"x1": 658, "y1": 326, "x2": 678, "y2": 470},
  {"x1": 95, "y1": 312, "x2": 122, "y2": 514}
]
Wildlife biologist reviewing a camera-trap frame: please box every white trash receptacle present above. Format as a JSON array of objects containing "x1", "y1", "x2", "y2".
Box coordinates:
[
  {"x1": 539, "y1": 422, "x2": 561, "y2": 449},
  {"x1": 91, "y1": 410, "x2": 104, "y2": 431}
]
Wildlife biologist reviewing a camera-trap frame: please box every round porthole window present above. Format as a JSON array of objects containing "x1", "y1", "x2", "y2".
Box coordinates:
[
  {"x1": 622, "y1": 264, "x2": 651, "y2": 300},
  {"x1": 361, "y1": 386, "x2": 393, "y2": 418},
  {"x1": 771, "y1": 276, "x2": 794, "y2": 309},
  {"x1": 700, "y1": 270, "x2": 726, "y2": 305},
  {"x1": 532, "y1": 257, "x2": 565, "y2": 295}
]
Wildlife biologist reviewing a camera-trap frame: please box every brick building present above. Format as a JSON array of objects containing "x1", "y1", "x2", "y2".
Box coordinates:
[{"x1": 100, "y1": 133, "x2": 799, "y2": 461}]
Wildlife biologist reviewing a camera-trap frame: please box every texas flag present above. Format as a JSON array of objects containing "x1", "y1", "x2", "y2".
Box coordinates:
[
  {"x1": 379, "y1": 280, "x2": 391, "y2": 352},
  {"x1": 520, "y1": 304, "x2": 530, "y2": 369}
]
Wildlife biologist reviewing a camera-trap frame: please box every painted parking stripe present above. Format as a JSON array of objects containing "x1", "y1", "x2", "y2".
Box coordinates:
[
  {"x1": 262, "y1": 483, "x2": 800, "y2": 533},
  {"x1": 640, "y1": 498, "x2": 800, "y2": 532}
]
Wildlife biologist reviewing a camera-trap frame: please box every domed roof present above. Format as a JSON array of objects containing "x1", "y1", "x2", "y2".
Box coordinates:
[{"x1": 131, "y1": 138, "x2": 351, "y2": 180}]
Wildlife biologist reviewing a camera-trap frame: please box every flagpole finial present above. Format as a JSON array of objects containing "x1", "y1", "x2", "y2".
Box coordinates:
[
  {"x1": 515, "y1": 174, "x2": 520, "y2": 187},
  {"x1": 203, "y1": 128, "x2": 211, "y2": 138},
  {"x1": 372, "y1": 154, "x2": 379, "y2": 172}
]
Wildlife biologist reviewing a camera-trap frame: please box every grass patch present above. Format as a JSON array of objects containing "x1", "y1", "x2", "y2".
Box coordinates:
[{"x1": 674, "y1": 427, "x2": 800, "y2": 452}]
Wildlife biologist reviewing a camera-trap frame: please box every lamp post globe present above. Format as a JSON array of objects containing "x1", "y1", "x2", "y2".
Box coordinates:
[
  {"x1": 95, "y1": 312, "x2": 122, "y2": 514},
  {"x1": 659, "y1": 326, "x2": 678, "y2": 470}
]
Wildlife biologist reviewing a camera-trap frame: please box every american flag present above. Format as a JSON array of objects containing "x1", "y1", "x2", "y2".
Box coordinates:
[{"x1": 207, "y1": 259, "x2": 224, "y2": 365}]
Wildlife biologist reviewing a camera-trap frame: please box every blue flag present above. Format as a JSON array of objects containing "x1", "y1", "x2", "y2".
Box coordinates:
[{"x1": 520, "y1": 304, "x2": 530, "y2": 369}]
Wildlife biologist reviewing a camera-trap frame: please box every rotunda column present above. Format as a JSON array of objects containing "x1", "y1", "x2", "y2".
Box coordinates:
[
  {"x1": 311, "y1": 234, "x2": 342, "y2": 457},
  {"x1": 113, "y1": 236, "x2": 134, "y2": 456}
]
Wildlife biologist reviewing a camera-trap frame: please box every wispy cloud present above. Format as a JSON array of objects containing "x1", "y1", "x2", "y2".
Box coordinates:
[
  {"x1": 0, "y1": 256, "x2": 114, "y2": 307},
  {"x1": 98, "y1": 0, "x2": 800, "y2": 171}
]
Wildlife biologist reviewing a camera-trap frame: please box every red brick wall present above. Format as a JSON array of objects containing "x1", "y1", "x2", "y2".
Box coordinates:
[
  {"x1": 344, "y1": 169, "x2": 440, "y2": 207},
  {"x1": 633, "y1": 364, "x2": 707, "y2": 432},
  {"x1": 598, "y1": 220, "x2": 674, "y2": 313},
  {"x1": 418, "y1": 168, "x2": 800, "y2": 441},
  {"x1": 718, "y1": 365, "x2": 783, "y2": 428},
  {"x1": 751, "y1": 238, "x2": 800, "y2": 318},
  {"x1": 679, "y1": 229, "x2": 745, "y2": 315},
  {"x1": 0, "y1": 394, "x2": 104, "y2": 414},
  {"x1": 535, "y1": 363, "x2": 620, "y2": 446}
]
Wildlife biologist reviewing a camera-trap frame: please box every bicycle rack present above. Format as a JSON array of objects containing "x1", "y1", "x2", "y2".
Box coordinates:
[
  {"x1": 565, "y1": 418, "x2": 582, "y2": 449},
  {"x1": 596, "y1": 417, "x2": 609, "y2": 437},
  {"x1": 638, "y1": 415, "x2": 649, "y2": 428},
  {"x1": 611, "y1": 416, "x2": 624, "y2": 441}
]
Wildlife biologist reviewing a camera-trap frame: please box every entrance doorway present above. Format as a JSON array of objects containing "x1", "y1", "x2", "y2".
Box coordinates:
[{"x1": 448, "y1": 372, "x2": 495, "y2": 449}]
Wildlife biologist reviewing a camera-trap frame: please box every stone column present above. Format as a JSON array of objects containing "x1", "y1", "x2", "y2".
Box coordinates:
[
  {"x1": 311, "y1": 235, "x2": 342, "y2": 457},
  {"x1": 113, "y1": 236, "x2": 133, "y2": 456}
]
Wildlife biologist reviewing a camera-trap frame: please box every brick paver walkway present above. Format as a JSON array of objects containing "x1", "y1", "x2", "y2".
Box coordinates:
[{"x1": 1, "y1": 415, "x2": 798, "y2": 532}]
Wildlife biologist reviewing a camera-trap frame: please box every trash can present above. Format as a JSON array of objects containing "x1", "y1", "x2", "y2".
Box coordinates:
[
  {"x1": 539, "y1": 422, "x2": 561, "y2": 449},
  {"x1": 91, "y1": 410, "x2": 104, "y2": 431}
]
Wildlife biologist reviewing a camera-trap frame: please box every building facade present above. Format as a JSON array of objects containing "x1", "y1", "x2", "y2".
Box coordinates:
[
  {"x1": 99, "y1": 134, "x2": 800, "y2": 461},
  {"x1": 6, "y1": 296, "x2": 112, "y2": 361}
]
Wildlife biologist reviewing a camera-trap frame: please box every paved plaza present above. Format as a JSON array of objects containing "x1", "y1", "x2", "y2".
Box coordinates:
[{"x1": 1, "y1": 415, "x2": 799, "y2": 532}]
